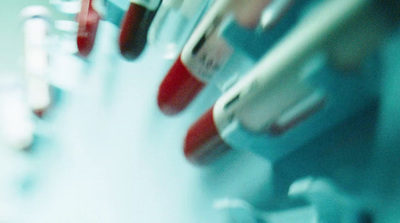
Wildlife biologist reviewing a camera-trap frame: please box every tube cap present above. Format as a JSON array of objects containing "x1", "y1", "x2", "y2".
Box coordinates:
[
  {"x1": 157, "y1": 55, "x2": 206, "y2": 115},
  {"x1": 184, "y1": 107, "x2": 231, "y2": 165}
]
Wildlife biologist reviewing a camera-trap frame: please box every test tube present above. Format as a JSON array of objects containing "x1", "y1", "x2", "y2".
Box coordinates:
[
  {"x1": 21, "y1": 6, "x2": 53, "y2": 117},
  {"x1": 77, "y1": 0, "x2": 105, "y2": 57},
  {"x1": 147, "y1": 0, "x2": 211, "y2": 59},
  {"x1": 119, "y1": 0, "x2": 162, "y2": 60},
  {"x1": 184, "y1": 0, "x2": 397, "y2": 164}
]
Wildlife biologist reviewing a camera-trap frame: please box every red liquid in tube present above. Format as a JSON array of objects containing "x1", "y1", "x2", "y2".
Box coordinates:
[
  {"x1": 184, "y1": 107, "x2": 230, "y2": 165},
  {"x1": 77, "y1": 0, "x2": 101, "y2": 57},
  {"x1": 157, "y1": 0, "x2": 235, "y2": 115},
  {"x1": 157, "y1": 55, "x2": 205, "y2": 116},
  {"x1": 119, "y1": 2, "x2": 159, "y2": 60}
]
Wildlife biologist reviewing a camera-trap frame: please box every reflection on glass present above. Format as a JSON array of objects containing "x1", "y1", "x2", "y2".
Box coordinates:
[{"x1": 148, "y1": 0, "x2": 211, "y2": 59}]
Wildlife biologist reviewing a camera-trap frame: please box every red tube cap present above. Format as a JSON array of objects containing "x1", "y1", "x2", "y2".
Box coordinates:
[
  {"x1": 119, "y1": 3, "x2": 158, "y2": 60},
  {"x1": 157, "y1": 56, "x2": 206, "y2": 116},
  {"x1": 184, "y1": 107, "x2": 231, "y2": 165},
  {"x1": 77, "y1": 0, "x2": 100, "y2": 57}
]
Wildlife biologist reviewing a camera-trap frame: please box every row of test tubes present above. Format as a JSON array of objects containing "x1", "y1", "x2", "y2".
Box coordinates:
[
  {"x1": 70, "y1": 0, "x2": 399, "y2": 222},
  {"x1": 3, "y1": 0, "x2": 399, "y2": 222}
]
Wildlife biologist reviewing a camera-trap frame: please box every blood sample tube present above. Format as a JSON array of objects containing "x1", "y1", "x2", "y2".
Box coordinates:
[
  {"x1": 147, "y1": 0, "x2": 211, "y2": 59},
  {"x1": 119, "y1": 0, "x2": 162, "y2": 60},
  {"x1": 157, "y1": 0, "x2": 276, "y2": 116},
  {"x1": 184, "y1": 0, "x2": 399, "y2": 164},
  {"x1": 77, "y1": 0, "x2": 103, "y2": 57}
]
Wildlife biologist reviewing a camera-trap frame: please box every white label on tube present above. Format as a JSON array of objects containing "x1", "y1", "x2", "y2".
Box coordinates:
[
  {"x1": 269, "y1": 90, "x2": 326, "y2": 135},
  {"x1": 180, "y1": 0, "x2": 234, "y2": 82},
  {"x1": 24, "y1": 19, "x2": 49, "y2": 73},
  {"x1": 24, "y1": 18, "x2": 51, "y2": 112},
  {"x1": 214, "y1": 74, "x2": 314, "y2": 134},
  {"x1": 130, "y1": 0, "x2": 161, "y2": 10},
  {"x1": 26, "y1": 77, "x2": 51, "y2": 112},
  {"x1": 239, "y1": 79, "x2": 314, "y2": 132}
]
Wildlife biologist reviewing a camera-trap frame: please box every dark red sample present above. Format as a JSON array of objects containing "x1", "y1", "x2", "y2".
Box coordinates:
[
  {"x1": 77, "y1": 0, "x2": 100, "y2": 57},
  {"x1": 34, "y1": 108, "x2": 46, "y2": 118},
  {"x1": 184, "y1": 107, "x2": 231, "y2": 165},
  {"x1": 119, "y1": 3, "x2": 158, "y2": 60},
  {"x1": 157, "y1": 56, "x2": 206, "y2": 116}
]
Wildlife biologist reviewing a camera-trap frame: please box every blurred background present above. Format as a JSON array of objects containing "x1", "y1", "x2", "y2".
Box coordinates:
[{"x1": 0, "y1": 0, "x2": 399, "y2": 222}]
